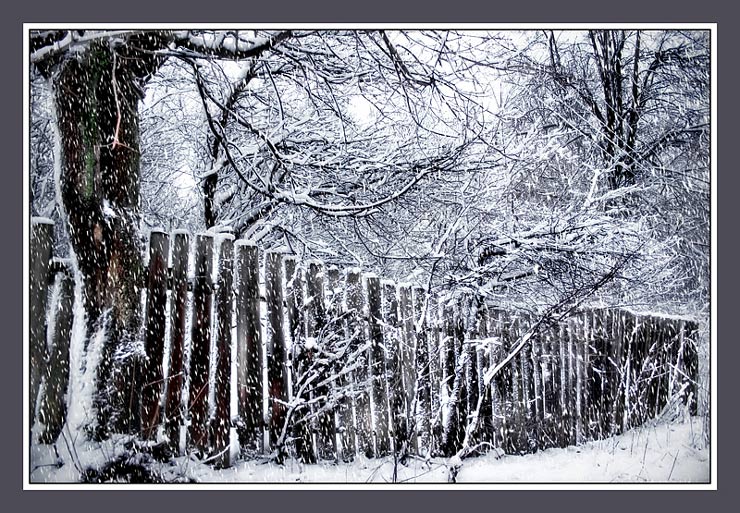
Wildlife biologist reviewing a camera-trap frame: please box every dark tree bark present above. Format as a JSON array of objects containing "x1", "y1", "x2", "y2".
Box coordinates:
[{"x1": 53, "y1": 37, "x2": 167, "y2": 437}]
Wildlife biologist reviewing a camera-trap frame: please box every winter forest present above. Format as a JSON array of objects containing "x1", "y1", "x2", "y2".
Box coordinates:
[{"x1": 27, "y1": 28, "x2": 711, "y2": 484}]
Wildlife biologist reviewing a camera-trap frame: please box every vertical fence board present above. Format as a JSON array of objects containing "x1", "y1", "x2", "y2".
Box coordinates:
[
  {"x1": 235, "y1": 242, "x2": 263, "y2": 453},
  {"x1": 212, "y1": 236, "x2": 234, "y2": 468},
  {"x1": 572, "y1": 315, "x2": 584, "y2": 445},
  {"x1": 683, "y1": 321, "x2": 699, "y2": 415},
  {"x1": 566, "y1": 320, "x2": 576, "y2": 445},
  {"x1": 306, "y1": 261, "x2": 337, "y2": 461},
  {"x1": 488, "y1": 309, "x2": 505, "y2": 450},
  {"x1": 285, "y1": 258, "x2": 314, "y2": 463},
  {"x1": 453, "y1": 302, "x2": 467, "y2": 453},
  {"x1": 398, "y1": 285, "x2": 416, "y2": 450},
  {"x1": 531, "y1": 328, "x2": 542, "y2": 427},
  {"x1": 345, "y1": 269, "x2": 373, "y2": 457},
  {"x1": 557, "y1": 323, "x2": 569, "y2": 447},
  {"x1": 366, "y1": 275, "x2": 390, "y2": 456},
  {"x1": 30, "y1": 218, "x2": 54, "y2": 426},
  {"x1": 187, "y1": 234, "x2": 214, "y2": 454},
  {"x1": 428, "y1": 295, "x2": 443, "y2": 455},
  {"x1": 476, "y1": 303, "x2": 492, "y2": 447},
  {"x1": 462, "y1": 297, "x2": 479, "y2": 451},
  {"x1": 551, "y1": 324, "x2": 562, "y2": 425},
  {"x1": 325, "y1": 267, "x2": 344, "y2": 460},
  {"x1": 440, "y1": 304, "x2": 459, "y2": 456},
  {"x1": 38, "y1": 271, "x2": 74, "y2": 443},
  {"x1": 141, "y1": 230, "x2": 169, "y2": 439},
  {"x1": 412, "y1": 286, "x2": 432, "y2": 456},
  {"x1": 331, "y1": 268, "x2": 356, "y2": 461},
  {"x1": 382, "y1": 281, "x2": 407, "y2": 455},
  {"x1": 265, "y1": 251, "x2": 289, "y2": 454},
  {"x1": 164, "y1": 231, "x2": 189, "y2": 451}
]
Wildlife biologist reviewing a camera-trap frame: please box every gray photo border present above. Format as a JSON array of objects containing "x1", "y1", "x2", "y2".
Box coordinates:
[{"x1": 3, "y1": 0, "x2": 732, "y2": 510}]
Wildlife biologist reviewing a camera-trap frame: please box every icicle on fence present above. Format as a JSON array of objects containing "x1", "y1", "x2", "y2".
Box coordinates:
[{"x1": 29, "y1": 220, "x2": 700, "y2": 466}]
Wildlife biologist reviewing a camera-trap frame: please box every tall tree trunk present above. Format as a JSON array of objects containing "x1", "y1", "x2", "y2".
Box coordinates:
[{"x1": 53, "y1": 40, "x2": 159, "y2": 438}]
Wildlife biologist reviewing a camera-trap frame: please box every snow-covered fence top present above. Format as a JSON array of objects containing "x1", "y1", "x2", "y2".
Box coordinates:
[{"x1": 30, "y1": 221, "x2": 698, "y2": 470}]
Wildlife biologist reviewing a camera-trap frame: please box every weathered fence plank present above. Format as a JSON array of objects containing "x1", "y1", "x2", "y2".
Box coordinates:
[
  {"x1": 475, "y1": 303, "x2": 493, "y2": 447},
  {"x1": 38, "y1": 270, "x2": 74, "y2": 443},
  {"x1": 531, "y1": 327, "x2": 543, "y2": 427},
  {"x1": 187, "y1": 234, "x2": 214, "y2": 454},
  {"x1": 412, "y1": 286, "x2": 432, "y2": 456},
  {"x1": 164, "y1": 230, "x2": 189, "y2": 451},
  {"x1": 235, "y1": 241, "x2": 263, "y2": 453},
  {"x1": 265, "y1": 251, "x2": 289, "y2": 454},
  {"x1": 141, "y1": 229, "x2": 169, "y2": 440},
  {"x1": 572, "y1": 314, "x2": 584, "y2": 445},
  {"x1": 285, "y1": 257, "x2": 314, "y2": 463},
  {"x1": 462, "y1": 296, "x2": 479, "y2": 451},
  {"x1": 345, "y1": 268, "x2": 373, "y2": 457},
  {"x1": 366, "y1": 275, "x2": 390, "y2": 457},
  {"x1": 330, "y1": 268, "x2": 356, "y2": 461},
  {"x1": 306, "y1": 261, "x2": 337, "y2": 461},
  {"x1": 212, "y1": 236, "x2": 234, "y2": 468},
  {"x1": 428, "y1": 295, "x2": 443, "y2": 454},
  {"x1": 325, "y1": 267, "x2": 344, "y2": 460},
  {"x1": 30, "y1": 218, "x2": 54, "y2": 426},
  {"x1": 440, "y1": 303, "x2": 462, "y2": 456},
  {"x1": 382, "y1": 281, "x2": 406, "y2": 455},
  {"x1": 398, "y1": 284, "x2": 416, "y2": 451}
]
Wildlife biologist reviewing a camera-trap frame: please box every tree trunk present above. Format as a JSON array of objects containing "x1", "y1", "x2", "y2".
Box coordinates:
[{"x1": 53, "y1": 40, "x2": 163, "y2": 438}]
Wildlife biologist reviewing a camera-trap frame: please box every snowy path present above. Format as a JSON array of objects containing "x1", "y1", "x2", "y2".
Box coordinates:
[{"x1": 30, "y1": 416, "x2": 709, "y2": 484}]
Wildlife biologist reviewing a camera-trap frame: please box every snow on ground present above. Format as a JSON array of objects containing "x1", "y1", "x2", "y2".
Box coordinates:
[{"x1": 29, "y1": 416, "x2": 709, "y2": 484}]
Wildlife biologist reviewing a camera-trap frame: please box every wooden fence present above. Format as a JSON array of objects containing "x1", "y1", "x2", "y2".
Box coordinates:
[{"x1": 29, "y1": 219, "x2": 699, "y2": 467}]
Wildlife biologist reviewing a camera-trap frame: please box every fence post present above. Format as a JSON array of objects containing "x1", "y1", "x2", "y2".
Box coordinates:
[
  {"x1": 615, "y1": 310, "x2": 629, "y2": 434},
  {"x1": 583, "y1": 310, "x2": 593, "y2": 439},
  {"x1": 557, "y1": 321, "x2": 570, "y2": 447},
  {"x1": 141, "y1": 229, "x2": 169, "y2": 440},
  {"x1": 412, "y1": 286, "x2": 432, "y2": 456},
  {"x1": 609, "y1": 309, "x2": 624, "y2": 435},
  {"x1": 508, "y1": 315, "x2": 524, "y2": 451},
  {"x1": 306, "y1": 260, "x2": 337, "y2": 461},
  {"x1": 531, "y1": 320, "x2": 543, "y2": 426},
  {"x1": 345, "y1": 268, "x2": 372, "y2": 457},
  {"x1": 187, "y1": 234, "x2": 214, "y2": 454},
  {"x1": 38, "y1": 269, "x2": 74, "y2": 443},
  {"x1": 565, "y1": 317, "x2": 576, "y2": 445},
  {"x1": 625, "y1": 313, "x2": 640, "y2": 429},
  {"x1": 427, "y1": 295, "x2": 443, "y2": 455},
  {"x1": 475, "y1": 302, "x2": 492, "y2": 447},
  {"x1": 462, "y1": 296, "x2": 479, "y2": 450},
  {"x1": 382, "y1": 280, "x2": 406, "y2": 455},
  {"x1": 593, "y1": 310, "x2": 603, "y2": 433},
  {"x1": 683, "y1": 321, "x2": 699, "y2": 415},
  {"x1": 487, "y1": 308, "x2": 505, "y2": 451},
  {"x1": 366, "y1": 274, "x2": 390, "y2": 457},
  {"x1": 398, "y1": 285, "x2": 416, "y2": 448},
  {"x1": 284, "y1": 257, "x2": 314, "y2": 463},
  {"x1": 164, "y1": 230, "x2": 189, "y2": 452},
  {"x1": 235, "y1": 241, "x2": 263, "y2": 453},
  {"x1": 440, "y1": 303, "x2": 461, "y2": 456},
  {"x1": 265, "y1": 251, "x2": 289, "y2": 455},
  {"x1": 30, "y1": 217, "x2": 54, "y2": 427},
  {"x1": 547, "y1": 321, "x2": 559, "y2": 446},
  {"x1": 328, "y1": 268, "x2": 355, "y2": 461},
  {"x1": 212, "y1": 235, "x2": 234, "y2": 468},
  {"x1": 571, "y1": 314, "x2": 584, "y2": 445},
  {"x1": 325, "y1": 266, "x2": 344, "y2": 460}
]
